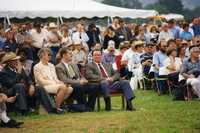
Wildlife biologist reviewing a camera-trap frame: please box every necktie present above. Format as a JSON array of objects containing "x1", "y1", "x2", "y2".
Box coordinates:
[
  {"x1": 98, "y1": 64, "x2": 108, "y2": 78},
  {"x1": 68, "y1": 65, "x2": 76, "y2": 78}
]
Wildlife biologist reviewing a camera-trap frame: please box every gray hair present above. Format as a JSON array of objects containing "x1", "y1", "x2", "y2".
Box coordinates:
[
  {"x1": 190, "y1": 46, "x2": 200, "y2": 54},
  {"x1": 37, "y1": 48, "x2": 52, "y2": 59}
]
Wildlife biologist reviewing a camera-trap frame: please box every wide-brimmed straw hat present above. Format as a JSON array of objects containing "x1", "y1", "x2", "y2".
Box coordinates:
[
  {"x1": 1, "y1": 52, "x2": 20, "y2": 64},
  {"x1": 49, "y1": 22, "x2": 57, "y2": 28}
]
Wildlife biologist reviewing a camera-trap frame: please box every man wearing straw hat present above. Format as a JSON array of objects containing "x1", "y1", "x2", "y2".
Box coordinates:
[{"x1": 0, "y1": 52, "x2": 56, "y2": 115}]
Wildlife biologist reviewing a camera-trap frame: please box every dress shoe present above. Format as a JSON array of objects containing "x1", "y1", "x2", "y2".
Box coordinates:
[
  {"x1": 56, "y1": 108, "x2": 65, "y2": 114},
  {"x1": 0, "y1": 119, "x2": 23, "y2": 128},
  {"x1": 126, "y1": 100, "x2": 136, "y2": 111}
]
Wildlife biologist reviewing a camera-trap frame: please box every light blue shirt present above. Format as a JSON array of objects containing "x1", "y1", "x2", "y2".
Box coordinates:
[
  {"x1": 153, "y1": 51, "x2": 168, "y2": 68},
  {"x1": 180, "y1": 31, "x2": 193, "y2": 40},
  {"x1": 169, "y1": 26, "x2": 180, "y2": 39}
]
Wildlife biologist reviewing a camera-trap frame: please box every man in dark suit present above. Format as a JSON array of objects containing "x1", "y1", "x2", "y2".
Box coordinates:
[
  {"x1": 85, "y1": 49, "x2": 135, "y2": 111},
  {"x1": 0, "y1": 52, "x2": 56, "y2": 114},
  {"x1": 56, "y1": 47, "x2": 98, "y2": 111}
]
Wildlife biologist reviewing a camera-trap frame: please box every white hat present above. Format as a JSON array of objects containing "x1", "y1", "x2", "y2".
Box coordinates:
[
  {"x1": 65, "y1": 42, "x2": 73, "y2": 47},
  {"x1": 49, "y1": 22, "x2": 57, "y2": 28},
  {"x1": 108, "y1": 40, "x2": 115, "y2": 49},
  {"x1": 1, "y1": 52, "x2": 20, "y2": 64},
  {"x1": 73, "y1": 39, "x2": 82, "y2": 45}
]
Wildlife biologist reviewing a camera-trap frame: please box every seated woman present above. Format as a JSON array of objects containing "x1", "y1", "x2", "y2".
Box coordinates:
[
  {"x1": 34, "y1": 48, "x2": 73, "y2": 113},
  {"x1": 161, "y1": 49, "x2": 186, "y2": 100},
  {"x1": 160, "y1": 49, "x2": 182, "y2": 83},
  {"x1": 164, "y1": 49, "x2": 182, "y2": 74}
]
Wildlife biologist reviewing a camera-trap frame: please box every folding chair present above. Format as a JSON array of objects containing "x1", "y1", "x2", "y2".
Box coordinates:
[
  {"x1": 96, "y1": 90, "x2": 125, "y2": 111},
  {"x1": 155, "y1": 77, "x2": 170, "y2": 95}
]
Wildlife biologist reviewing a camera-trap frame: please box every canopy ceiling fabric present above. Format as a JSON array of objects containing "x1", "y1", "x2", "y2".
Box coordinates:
[
  {"x1": 0, "y1": 0, "x2": 158, "y2": 18},
  {"x1": 160, "y1": 14, "x2": 184, "y2": 21}
]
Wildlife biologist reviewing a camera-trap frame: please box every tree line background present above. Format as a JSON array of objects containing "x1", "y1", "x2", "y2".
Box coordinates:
[{"x1": 102, "y1": 0, "x2": 200, "y2": 21}]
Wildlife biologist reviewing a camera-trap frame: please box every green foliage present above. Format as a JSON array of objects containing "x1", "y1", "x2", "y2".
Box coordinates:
[
  {"x1": 145, "y1": 3, "x2": 169, "y2": 14},
  {"x1": 144, "y1": 0, "x2": 200, "y2": 21},
  {"x1": 145, "y1": 0, "x2": 183, "y2": 14},
  {"x1": 158, "y1": 0, "x2": 183, "y2": 14},
  {"x1": 183, "y1": 6, "x2": 200, "y2": 20}
]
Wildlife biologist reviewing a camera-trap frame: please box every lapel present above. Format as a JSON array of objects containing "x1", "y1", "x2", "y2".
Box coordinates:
[
  {"x1": 70, "y1": 64, "x2": 80, "y2": 79},
  {"x1": 61, "y1": 62, "x2": 70, "y2": 78},
  {"x1": 4, "y1": 66, "x2": 17, "y2": 77},
  {"x1": 92, "y1": 62, "x2": 101, "y2": 77},
  {"x1": 102, "y1": 63, "x2": 111, "y2": 77}
]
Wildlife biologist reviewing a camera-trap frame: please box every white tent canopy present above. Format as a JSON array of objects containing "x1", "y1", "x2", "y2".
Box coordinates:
[
  {"x1": 160, "y1": 14, "x2": 184, "y2": 21},
  {"x1": 0, "y1": 0, "x2": 158, "y2": 19}
]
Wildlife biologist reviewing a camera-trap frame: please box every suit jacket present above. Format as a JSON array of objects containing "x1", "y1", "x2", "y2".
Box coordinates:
[
  {"x1": 85, "y1": 62, "x2": 120, "y2": 83},
  {"x1": 56, "y1": 62, "x2": 85, "y2": 85},
  {"x1": 0, "y1": 65, "x2": 33, "y2": 91}
]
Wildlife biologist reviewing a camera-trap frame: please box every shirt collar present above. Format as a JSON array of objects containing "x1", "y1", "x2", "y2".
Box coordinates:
[{"x1": 61, "y1": 60, "x2": 69, "y2": 67}]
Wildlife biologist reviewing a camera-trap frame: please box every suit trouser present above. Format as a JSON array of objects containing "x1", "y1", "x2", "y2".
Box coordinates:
[
  {"x1": 28, "y1": 86, "x2": 56, "y2": 113},
  {"x1": 7, "y1": 83, "x2": 27, "y2": 111},
  {"x1": 71, "y1": 83, "x2": 98, "y2": 110},
  {"x1": 100, "y1": 80, "x2": 134, "y2": 101},
  {"x1": 7, "y1": 83, "x2": 55, "y2": 113}
]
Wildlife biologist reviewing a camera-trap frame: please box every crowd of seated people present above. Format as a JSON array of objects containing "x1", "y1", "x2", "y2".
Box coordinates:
[{"x1": 0, "y1": 17, "x2": 200, "y2": 128}]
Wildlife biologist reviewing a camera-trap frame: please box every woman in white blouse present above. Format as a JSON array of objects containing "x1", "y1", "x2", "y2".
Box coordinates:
[
  {"x1": 34, "y1": 48, "x2": 73, "y2": 113},
  {"x1": 159, "y1": 49, "x2": 182, "y2": 76},
  {"x1": 164, "y1": 49, "x2": 182, "y2": 74}
]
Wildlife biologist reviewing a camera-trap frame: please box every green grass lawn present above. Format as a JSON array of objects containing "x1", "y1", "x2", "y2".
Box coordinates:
[{"x1": 1, "y1": 90, "x2": 200, "y2": 133}]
